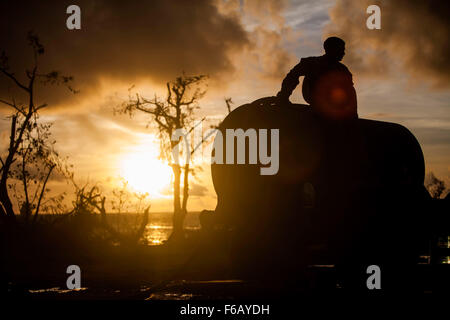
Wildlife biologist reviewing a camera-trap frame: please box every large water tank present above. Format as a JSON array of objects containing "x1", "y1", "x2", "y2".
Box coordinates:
[{"x1": 210, "y1": 97, "x2": 427, "y2": 284}]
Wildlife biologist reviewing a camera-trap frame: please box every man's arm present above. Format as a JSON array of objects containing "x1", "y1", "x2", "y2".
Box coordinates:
[{"x1": 277, "y1": 59, "x2": 307, "y2": 102}]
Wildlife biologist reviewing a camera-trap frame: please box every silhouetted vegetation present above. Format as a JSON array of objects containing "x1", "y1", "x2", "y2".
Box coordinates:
[
  {"x1": 67, "y1": 182, "x2": 150, "y2": 246},
  {"x1": 0, "y1": 34, "x2": 155, "y2": 297},
  {"x1": 0, "y1": 32, "x2": 75, "y2": 224},
  {"x1": 117, "y1": 74, "x2": 210, "y2": 241},
  {"x1": 425, "y1": 172, "x2": 448, "y2": 199}
]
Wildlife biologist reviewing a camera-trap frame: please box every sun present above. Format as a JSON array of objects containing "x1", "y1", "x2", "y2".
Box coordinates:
[{"x1": 120, "y1": 146, "x2": 172, "y2": 196}]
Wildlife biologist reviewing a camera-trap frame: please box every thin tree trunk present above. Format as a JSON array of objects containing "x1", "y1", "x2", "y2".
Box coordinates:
[
  {"x1": 172, "y1": 163, "x2": 190, "y2": 239},
  {"x1": 0, "y1": 171, "x2": 15, "y2": 220},
  {"x1": 0, "y1": 116, "x2": 17, "y2": 219},
  {"x1": 171, "y1": 164, "x2": 183, "y2": 238},
  {"x1": 22, "y1": 148, "x2": 31, "y2": 221},
  {"x1": 181, "y1": 163, "x2": 189, "y2": 213},
  {"x1": 0, "y1": 183, "x2": 14, "y2": 217},
  {"x1": 33, "y1": 164, "x2": 55, "y2": 223}
]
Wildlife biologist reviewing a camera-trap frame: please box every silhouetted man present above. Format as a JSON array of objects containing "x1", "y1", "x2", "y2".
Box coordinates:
[{"x1": 277, "y1": 36, "x2": 357, "y2": 119}]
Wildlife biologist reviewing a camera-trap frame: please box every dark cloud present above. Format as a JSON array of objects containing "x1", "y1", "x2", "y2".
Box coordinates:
[
  {"x1": 326, "y1": 0, "x2": 450, "y2": 88},
  {"x1": 217, "y1": 0, "x2": 298, "y2": 81},
  {"x1": 0, "y1": 0, "x2": 249, "y2": 109}
]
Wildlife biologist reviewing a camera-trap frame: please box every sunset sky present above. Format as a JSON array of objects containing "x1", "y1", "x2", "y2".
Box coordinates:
[{"x1": 1, "y1": 0, "x2": 449, "y2": 212}]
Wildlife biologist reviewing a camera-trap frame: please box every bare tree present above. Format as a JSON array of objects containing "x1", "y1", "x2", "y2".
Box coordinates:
[
  {"x1": 0, "y1": 32, "x2": 76, "y2": 223},
  {"x1": 224, "y1": 97, "x2": 234, "y2": 114},
  {"x1": 117, "y1": 74, "x2": 210, "y2": 240}
]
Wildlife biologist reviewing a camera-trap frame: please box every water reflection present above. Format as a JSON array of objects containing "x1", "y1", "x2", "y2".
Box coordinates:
[
  {"x1": 144, "y1": 212, "x2": 201, "y2": 245},
  {"x1": 29, "y1": 287, "x2": 87, "y2": 294},
  {"x1": 146, "y1": 225, "x2": 171, "y2": 245}
]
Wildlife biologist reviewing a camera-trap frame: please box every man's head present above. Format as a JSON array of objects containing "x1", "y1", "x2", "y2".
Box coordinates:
[{"x1": 324, "y1": 37, "x2": 345, "y2": 61}]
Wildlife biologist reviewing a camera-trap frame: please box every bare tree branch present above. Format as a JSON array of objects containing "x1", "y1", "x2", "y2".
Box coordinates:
[{"x1": 0, "y1": 68, "x2": 29, "y2": 92}]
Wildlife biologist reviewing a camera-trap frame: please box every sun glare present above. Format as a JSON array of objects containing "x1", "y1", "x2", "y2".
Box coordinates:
[{"x1": 120, "y1": 143, "x2": 172, "y2": 196}]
